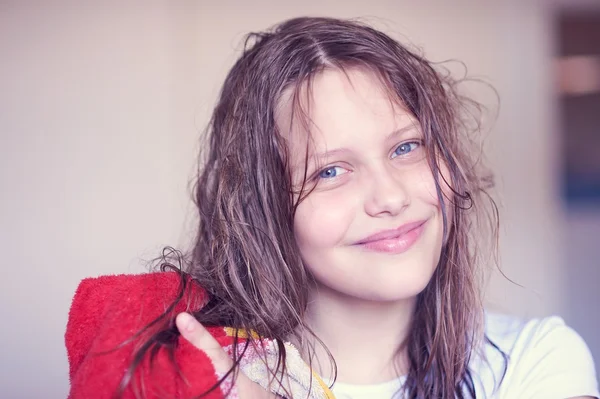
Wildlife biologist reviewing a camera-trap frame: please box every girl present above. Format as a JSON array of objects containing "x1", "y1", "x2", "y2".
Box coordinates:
[{"x1": 66, "y1": 16, "x2": 598, "y2": 399}]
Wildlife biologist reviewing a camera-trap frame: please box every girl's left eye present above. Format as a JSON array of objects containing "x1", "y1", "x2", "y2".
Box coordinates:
[{"x1": 392, "y1": 141, "x2": 420, "y2": 158}]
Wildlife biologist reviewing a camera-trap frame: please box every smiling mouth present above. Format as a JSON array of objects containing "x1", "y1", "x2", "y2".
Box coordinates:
[{"x1": 354, "y1": 220, "x2": 427, "y2": 254}]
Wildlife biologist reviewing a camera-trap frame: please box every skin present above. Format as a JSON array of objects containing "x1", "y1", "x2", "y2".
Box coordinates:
[
  {"x1": 174, "y1": 68, "x2": 594, "y2": 399},
  {"x1": 278, "y1": 68, "x2": 446, "y2": 383}
]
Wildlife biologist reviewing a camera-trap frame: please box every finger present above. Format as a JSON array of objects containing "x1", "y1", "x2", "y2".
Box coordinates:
[
  {"x1": 176, "y1": 312, "x2": 234, "y2": 373},
  {"x1": 176, "y1": 313, "x2": 279, "y2": 399}
]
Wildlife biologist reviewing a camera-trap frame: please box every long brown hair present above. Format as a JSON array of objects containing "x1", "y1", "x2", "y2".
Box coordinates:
[{"x1": 122, "y1": 16, "x2": 502, "y2": 399}]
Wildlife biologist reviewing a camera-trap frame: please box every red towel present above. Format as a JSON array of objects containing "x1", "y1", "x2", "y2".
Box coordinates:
[{"x1": 65, "y1": 272, "x2": 235, "y2": 399}]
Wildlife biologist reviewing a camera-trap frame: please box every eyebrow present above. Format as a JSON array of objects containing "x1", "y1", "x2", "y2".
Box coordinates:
[{"x1": 308, "y1": 124, "x2": 419, "y2": 163}]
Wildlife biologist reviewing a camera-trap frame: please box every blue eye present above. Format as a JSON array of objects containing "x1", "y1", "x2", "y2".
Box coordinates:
[
  {"x1": 392, "y1": 141, "x2": 419, "y2": 158},
  {"x1": 318, "y1": 166, "x2": 346, "y2": 179}
]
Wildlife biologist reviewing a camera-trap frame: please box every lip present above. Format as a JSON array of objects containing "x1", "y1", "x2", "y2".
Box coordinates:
[
  {"x1": 354, "y1": 220, "x2": 427, "y2": 254},
  {"x1": 356, "y1": 220, "x2": 427, "y2": 244}
]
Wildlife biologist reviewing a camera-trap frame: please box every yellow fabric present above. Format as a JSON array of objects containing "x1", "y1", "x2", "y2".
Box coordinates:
[
  {"x1": 311, "y1": 370, "x2": 337, "y2": 399},
  {"x1": 223, "y1": 326, "x2": 261, "y2": 339}
]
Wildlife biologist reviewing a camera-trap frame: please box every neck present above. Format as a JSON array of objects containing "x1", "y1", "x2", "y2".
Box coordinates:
[{"x1": 298, "y1": 284, "x2": 416, "y2": 385}]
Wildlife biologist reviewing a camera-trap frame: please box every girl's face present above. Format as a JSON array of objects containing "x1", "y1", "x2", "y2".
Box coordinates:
[{"x1": 277, "y1": 68, "x2": 447, "y2": 303}]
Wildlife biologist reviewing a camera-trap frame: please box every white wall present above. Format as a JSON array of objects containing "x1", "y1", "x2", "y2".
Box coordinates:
[{"x1": 0, "y1": 1, "x2": 582, "y2": 397}]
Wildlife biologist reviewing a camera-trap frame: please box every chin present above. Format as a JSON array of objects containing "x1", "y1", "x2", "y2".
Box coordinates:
[
  {"x1": 365, "y1": 278, "x2": 432, "y2": 303},
  {"x1": 337, "y1": 267, "x2": 436, "y2": 303},
  {"x1": 307, "y1": 250, "x2": 441, "y2": 303}
]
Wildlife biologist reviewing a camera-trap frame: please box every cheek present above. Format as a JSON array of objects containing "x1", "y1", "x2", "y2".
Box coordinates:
[
  {"x1": 434, "y1": 163, "x2": 455, "y2": 218},
  {"x1": 413, "y1": 162, "x2": 442, "y2": 206},
  {"x1": 412, "y1": 162, "x2": 453, "y2": 245},
  {"x1": 420, "y1": 162, "x2": 455, "y2": 240},
  {"x1": 293, "y1": 191, "x2": 355, "y2": 253},
  {"x1": 415, "y1": 161, "x2": 453, "y2": 206}
]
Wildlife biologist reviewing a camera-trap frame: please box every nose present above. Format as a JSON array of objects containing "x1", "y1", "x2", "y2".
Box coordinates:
[{"x1": 363, "y1": 164, "x2": 410, "y2": 217}]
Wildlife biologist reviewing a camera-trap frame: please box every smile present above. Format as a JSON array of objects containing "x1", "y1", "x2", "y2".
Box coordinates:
[{"x1": 354, "y1": 220, "x2": 427, "y2": 254}]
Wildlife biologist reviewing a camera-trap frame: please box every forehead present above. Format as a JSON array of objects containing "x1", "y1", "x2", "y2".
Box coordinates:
[{"x1": 275, "y1": 67, "x2": 416, "y2": 157}]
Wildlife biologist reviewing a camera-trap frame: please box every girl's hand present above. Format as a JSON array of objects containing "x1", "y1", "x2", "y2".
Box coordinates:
[{"x1": 175, "y1": 312, "x2": 281, "y2": 399}]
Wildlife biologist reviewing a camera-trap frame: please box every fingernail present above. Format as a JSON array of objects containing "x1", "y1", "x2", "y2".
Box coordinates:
[{"x1": 179, "y1": 313, "x2": 195, "y2": 333}]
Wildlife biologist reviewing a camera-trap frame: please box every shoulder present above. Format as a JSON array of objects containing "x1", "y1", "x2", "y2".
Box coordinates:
[
  {"x1": 484, "y1": 312, "x2": 587, "y2": 355},
  {"x1": 484, "y1": 312, "x2": 594, "y2": 367},
  {"x1": 476, "y1": 312, "x2": 599, "y2": 399}
]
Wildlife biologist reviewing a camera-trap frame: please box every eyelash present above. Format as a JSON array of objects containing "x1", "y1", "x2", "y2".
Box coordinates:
[
  {"x1": 314, "y1": 140, "x2": 422, "y2": 181},
  {"x1": 391, "y1": 140, "x2": 421, "y2": 158}
]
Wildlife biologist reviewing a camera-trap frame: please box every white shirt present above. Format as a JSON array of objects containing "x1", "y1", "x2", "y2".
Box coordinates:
[{"x1": 331, "y1": 313, "x2": 599, "y2": 399}]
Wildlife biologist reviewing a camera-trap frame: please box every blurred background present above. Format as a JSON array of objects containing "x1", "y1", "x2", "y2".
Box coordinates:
[{"x1": 1, "y1": 0, "x2": 599, "y2": 397}]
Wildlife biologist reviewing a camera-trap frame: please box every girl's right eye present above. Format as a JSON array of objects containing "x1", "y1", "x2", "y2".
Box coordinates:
[{"x1": 317, "y1": 166, "x2": 348, "y2": 179}]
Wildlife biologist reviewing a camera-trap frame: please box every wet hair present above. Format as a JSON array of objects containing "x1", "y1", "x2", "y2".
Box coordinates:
[{"x1": 119, "y1": 16, "x2": 503, "y2": 399}]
